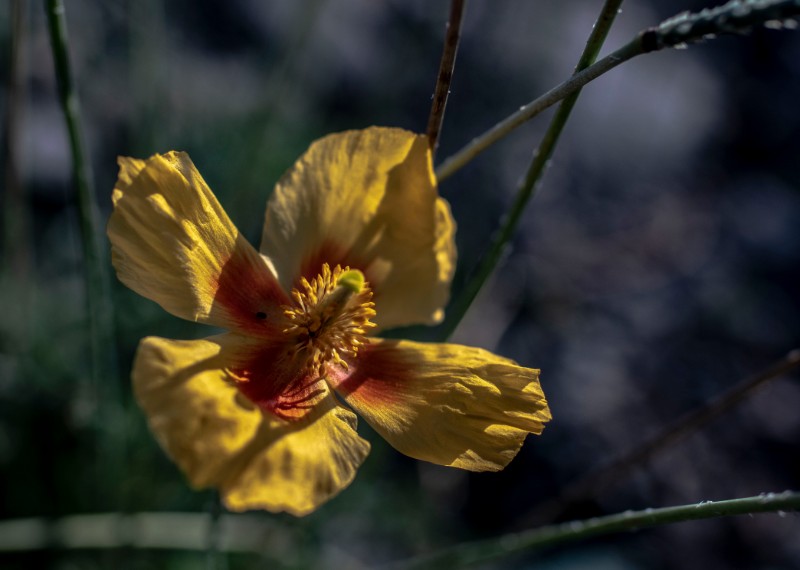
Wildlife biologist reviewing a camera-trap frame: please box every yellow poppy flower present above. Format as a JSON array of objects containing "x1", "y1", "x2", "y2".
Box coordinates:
[{"x1": 108, "y1": 126, "x2": 551, "y2": 516}]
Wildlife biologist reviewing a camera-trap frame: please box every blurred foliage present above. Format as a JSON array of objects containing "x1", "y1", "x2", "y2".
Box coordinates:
[{"x1": 1, "y1": 0, "x2": 799, "y2": 569}]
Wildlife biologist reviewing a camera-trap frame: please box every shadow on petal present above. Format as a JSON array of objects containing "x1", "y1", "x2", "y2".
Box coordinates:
[
  {"x1": 134, "y1": 335, "x2": 370, "y2": 516},
  {"x1": 220, "y1": 389, "x2": 371, "y2": 516}
]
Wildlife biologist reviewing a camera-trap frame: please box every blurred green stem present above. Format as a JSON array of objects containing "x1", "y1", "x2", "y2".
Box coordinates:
[
  {"x1": 234, "y1": 0, "x2": 326, "y2": 233},
  {"x1": 1, "y1": 492, "x2": 796, "y2": 559},
  {"x1": 388, "y1": 491, "x2": 800, "y2": 569},
  {"x1": 426, "y1": 0, "x2": 466, "y2": 157},
  {"x1": 437, "y1": 0, "x2": 626, "y2": 340},
  {"x1": 3, "y1": 0, "x2": 30, "y2": 279},
  {"x1": 44, "y1": 0, "x2": 121, "y2": 503},
  {"x1": 206, "y1": 492, "x2": 228, "y2": 570}
]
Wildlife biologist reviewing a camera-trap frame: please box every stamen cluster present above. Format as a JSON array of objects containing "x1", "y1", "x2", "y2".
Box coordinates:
[{"x1": 283, "y1": 264, "x2": 376, "y2": 378}]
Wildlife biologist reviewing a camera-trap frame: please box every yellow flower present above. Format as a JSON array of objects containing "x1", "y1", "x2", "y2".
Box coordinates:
[{"x1": 108, "y1": 127, "x2": 551, "y2": 516}]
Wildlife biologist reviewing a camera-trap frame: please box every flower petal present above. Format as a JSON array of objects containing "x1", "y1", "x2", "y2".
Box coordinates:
[
  {"x1": 260, "y1": 127, "x2": 456, "y2": 330},
  {"x1": 222, "y1": 389, "x2": 370, "y2": 516},
  {"x1": 108, "y1": 152, "x2": 289, "y2": 334},
  {"x1": 329, "y1": 339, "x2": 551, "y2": 472},
  {"x1": 132, "y1": 334, "x2": 262, "y2": 489},
  {"x1": 133, "y1": 334, "x2": 370, "y2": 516}
]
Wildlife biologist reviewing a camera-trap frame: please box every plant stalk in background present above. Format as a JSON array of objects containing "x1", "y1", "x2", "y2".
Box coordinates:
[
  {"x1": 1, "y1": 491, "x2": 796, "y2": 559},
  {"x1": 387, "y1": 491, "x2": 800, "y2": 569},
  {"x1": 44, "y1": 0, "x2": 122, "y2": 505},
  {"x1": 521, "y1": 349, "x2": 800, "y2": 526},
  {"x1": 436, "y1": 0, "x2": 800, "y2": 340},
  {"x1": 436, "y1": 0, "x2": 800, "y2": 183},
  {"x1": 437, "y1": 0, "x2": 625, "y2": 340}
]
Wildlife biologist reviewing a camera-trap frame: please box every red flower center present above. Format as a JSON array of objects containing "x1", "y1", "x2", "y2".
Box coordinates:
[{"x1": 231, "y1": 264, "x2": 376, "y2": 419}]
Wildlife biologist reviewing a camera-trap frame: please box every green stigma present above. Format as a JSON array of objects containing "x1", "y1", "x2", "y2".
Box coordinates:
[{"x1": 337, "y1": 269, "x2": 365, "y2": 294}]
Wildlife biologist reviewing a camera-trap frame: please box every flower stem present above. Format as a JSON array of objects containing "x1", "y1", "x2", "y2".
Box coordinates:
[
  {"x1": 44, "y1": 0, "x2": 121, "y2": 502},
  {"x1": 426, "y1": 0, "x2": 467, "y2": 157},
  {"x1": 1, "y1": 493, "x2": 795, "y2": 560},
  {"x1": 387, "y1": 491, "x2": 800, "y2": 569},
  {"x1": 437, "y1": 0, "x2": 627, "y2": 340},
  {"x1": 653, "y1": 0, "x2": 800, "y2": 50},
  {"x1": 521, "y1": 349, "x2": 800, "y2": 526},
  {"x1": 435, "y1": 0, "x2": 800, "y2": 340},
  {"x1": 435, "y1": 0, "x2": 800, "y2": 183}
]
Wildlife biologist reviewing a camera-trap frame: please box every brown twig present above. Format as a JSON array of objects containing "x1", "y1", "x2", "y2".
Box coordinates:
[
  {"x1": 520, "y1": 349, "x2": 800, "y2": 527},
  {"x1": 426, "y1": 0, "x2": 466, "y2": 157}
]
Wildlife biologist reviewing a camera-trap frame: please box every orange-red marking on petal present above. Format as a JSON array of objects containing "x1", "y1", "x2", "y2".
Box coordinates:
[
  {"x1": 330, "y1": 341, "x2": 406, "y2": 406},
  {"x1": 230, "y1": 341, "x2": 326, "y2": 421},
  {"x1": 213, "y1": 237, "x2": 291, "y2": 337}
]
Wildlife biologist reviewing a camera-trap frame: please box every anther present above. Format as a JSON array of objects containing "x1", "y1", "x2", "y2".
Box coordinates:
[{"x1": 281, "y1": 264, "x2": 375, "y2": 378}]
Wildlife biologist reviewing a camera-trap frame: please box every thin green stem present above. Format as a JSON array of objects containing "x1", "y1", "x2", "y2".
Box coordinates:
[
  {"x1": 521, "y1": 349, "x2": 800, "y2": 526},
  {"x1": 387, "y1": 491, "x2": 800, "y2": 569},
  {"x1": 434, "y1": 39, "x2": 637, "y2": 183},
  {"x1": 437, "y1": 0, "x2": 628, "y2": 340},
  {"x1": 652, "y1": 0, "x2": 800, "y2": 50},
  {"x1": 44, "y1": 0, "x2": 121, "y2": 503},
  {"x1": 426, "y1": 0, "x2": 467, "y2": 157},
  {"x1": 435, "y1": 0, "x2": 800, "y2": 183},
  {"x1": 435, "y1": 0, "x2": 800, "y2": 340},
  {"x1": 1, "y1": 492, "x2": 795, "y2": 560}
]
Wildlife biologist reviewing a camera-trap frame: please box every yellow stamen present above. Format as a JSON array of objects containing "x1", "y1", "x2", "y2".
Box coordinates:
[{"x1": 282, "y1": 264, "x2": 376, "y2": 378}]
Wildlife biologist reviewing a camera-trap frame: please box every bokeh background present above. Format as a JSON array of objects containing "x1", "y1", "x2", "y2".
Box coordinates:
[{"x1": 1, "y1": 0, "x2": 799, "y2": 568}]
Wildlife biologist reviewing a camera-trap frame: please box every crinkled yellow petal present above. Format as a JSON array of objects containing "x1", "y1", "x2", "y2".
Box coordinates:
[
  {"x1": 330, "y1": 339, "x2": 551, "y2": 472},
  {"x1": 109, "y1": 152, "x2": 288, "y2": 334},
  {"x1": 222, "y1": 389, "x2": 371, "y2": 516},
  {"x1": 132, "y1": 334, "x2": 262, "y2": 489},
  {"x1": 260, "y1": 127, "x2": 456, "y2": 330},
  {"x1": 132, "y1": 334, "x2": 370, "y2": 516}
]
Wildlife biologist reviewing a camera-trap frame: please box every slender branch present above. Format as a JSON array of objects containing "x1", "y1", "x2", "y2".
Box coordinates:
[
  {"x1": 653, "y1": 0, "x2": 800, "y2": 50},
  {"x1": 522, "y1": 349, "x2": 800, "y2": 526},
  {"x1": 434, "y1": 41, "x2": 636, "y2": 183},
  {"x1": 435, "y1": 0, "x2": 800, "y2": 182},
  {"x1": 435, "y1": 0, "x2": 800, "y2": 340},
  {"x1": 426, "y1": 0, "x2": 467, "y2": 156},
  {"x1": 436, "y1": 0, "x2": 627, "y2": 340},
  {"x1": 44, "y1": 0, "x2": 121, "y2": 503},
  {"x1": 387, "y1": 491, "x2": 800, "y2": 570},
  {"x1": 1, "y1": 492, "x2": 796, "y2": 560}
]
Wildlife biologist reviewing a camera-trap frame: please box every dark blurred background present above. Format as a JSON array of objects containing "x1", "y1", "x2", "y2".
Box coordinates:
[{"x1": 1, "y1": 0, "x2": 799, "y2": 568}]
